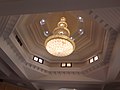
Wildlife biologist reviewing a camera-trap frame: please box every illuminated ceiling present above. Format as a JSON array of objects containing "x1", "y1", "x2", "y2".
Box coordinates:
[
  {"x1": 15, "y1": 11, "x2": 105, "y2": 63},
  {"x1": 0, "y1": 1, "x2": 120, "y2": 90}
]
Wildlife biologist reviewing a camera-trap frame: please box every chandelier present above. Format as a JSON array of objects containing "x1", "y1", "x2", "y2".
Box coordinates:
[{"x1": 45, "y1": 17, "x2": 75, "y2": 57}]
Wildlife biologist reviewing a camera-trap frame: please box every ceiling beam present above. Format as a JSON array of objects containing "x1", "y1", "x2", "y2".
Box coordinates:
[
  {"x1": 107, "y1": 34, "x2": 120, "y2": 81},
  {"x1": 0, "y1": 0, "x2": 120, "y2": 15},
  {"x1": 0, "y1": 58, "x2": 11, "y2": 77},
  {"x1": 0, "y1": 48, "x2": 27, "y2": 79},
  {"x1": 0, "y1": 46, "x2": 36, "y2": 90}
]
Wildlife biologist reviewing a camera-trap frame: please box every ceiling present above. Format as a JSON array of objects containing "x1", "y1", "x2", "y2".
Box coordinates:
[
  {"x1": 15, "y1": 11, "x2": 105, "y2": 62},
  {"x1": 0, "y1": 1, "x2": 120, "y2": 90}
]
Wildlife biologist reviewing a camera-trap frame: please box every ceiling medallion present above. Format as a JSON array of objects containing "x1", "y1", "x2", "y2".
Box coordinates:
[{"x1": 45, "y1": 17, "x2": 75, "y2": 57}]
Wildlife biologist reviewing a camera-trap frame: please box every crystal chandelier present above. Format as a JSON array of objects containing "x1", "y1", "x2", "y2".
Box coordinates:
[{"x1": 45, "y1": 17, "x2": 75, "y2": 57}]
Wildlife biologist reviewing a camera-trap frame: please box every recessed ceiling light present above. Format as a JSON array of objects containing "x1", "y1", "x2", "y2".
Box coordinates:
[
  {"x1": 38, "y1": 58, "x2": 43, "y2": 64},
  {"x1": 33, "y1": 56, "x2": 38, "y2": 61},
  {"x1": 33, "y1": 56, "x2": 44, "y2": 64},
  {"x1": 67, "y1": 63, "x2": 72, "y2": 67},
  {"x1": 94, "y1": 56, "x2": 99, "y2": 61},
  {"x1": 90, "y1": 58, "x2": 94, "y2": 63},
  {"x1": 61, "y1": 63, "x2": 66, "y2": 67}
]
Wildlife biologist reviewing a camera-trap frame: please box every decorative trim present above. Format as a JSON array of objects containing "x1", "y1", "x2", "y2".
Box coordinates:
[
  {"x1": 24, "y1": 62, "x2": 82, "y2": 75},
  {"x1": 1, "y1": 13, "x2": 117, "y2": 76},
  {"x1": 88, "y1": 10, "x2": 112, "y2": 31},
  {"x1": 87, "y1": 10, "x2": 118, "y2": 63},
  {"x1": 0, "y1": 16, "x2": 10, "y2": 36},
  {"x1": 2, "y1": 15, "x2": 20, "y2": 39},
  {"x1": 3, "y1": 29, "x2": 114, "y2": 76}
]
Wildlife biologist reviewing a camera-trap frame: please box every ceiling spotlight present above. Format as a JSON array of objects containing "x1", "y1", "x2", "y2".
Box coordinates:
[
  {"x1": 78, "y1": 16, "x2": 83, "y2": 22},
  {"x1": 40, "y1": 19, "x2": 45, "y2": 25},
  {"x1": 44, "y1": 31, "x2": 49, "y2": 37},
  {"x1": 78, "y1": 16, "x2": 82, "y2": 20},
  {"x1": 79, "y1": 29, "x2": 82, "y2": 32},
  {"x1": 45, "y1": 31, "x2": 49, "y2": 34}
]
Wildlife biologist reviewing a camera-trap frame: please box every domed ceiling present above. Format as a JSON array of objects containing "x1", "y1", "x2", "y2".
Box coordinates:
[
  {"x1": 0, "y1": 1, "x2": 120, "y2": 90},
  {"x1": 15, "y1": 11, "x2": 105, "y2": 62}
]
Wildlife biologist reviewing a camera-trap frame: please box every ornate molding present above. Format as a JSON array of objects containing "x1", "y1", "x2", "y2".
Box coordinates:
[
  {"x1": 87, "y1": 10, "x2": 112, "y2": 31},
  {"x1": 2, "y1": 33, "x2": 111, "y2": 76},
  {"x1": 0, "y1": 13, "x2": 117, "y2": 77},
  {"x1": 87, "y1": 10, "x2": 118, "y2": 63},
  {"x1": 0, "y1": 16, "x2": 10, "y2": 36},
  {"x1": 2, "y1": 15, "x2": 20, "y2": 39},
  {"x1": 77, "y1": 10, "x2": 118, "y2": 75},
  {"x1": 24, "y1": 62, "x2": 82, "y2": 75},
  {"x1": 25, "y1": 62, "x2": 49, "y2": 75},
  {"x1": 103, "y1": 30, "x2": 117, "y2": 64}
]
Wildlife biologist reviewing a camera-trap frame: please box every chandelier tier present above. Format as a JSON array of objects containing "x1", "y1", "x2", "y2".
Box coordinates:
[{"x1": 45, "y1": 17, "x2": 75, "y2": 57}]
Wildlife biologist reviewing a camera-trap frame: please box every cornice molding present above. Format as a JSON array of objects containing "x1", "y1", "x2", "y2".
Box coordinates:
[
  {"x1": 103, "y1": 30, "x2": 117, "y2": 64},
  {"x1": 1, "y1": 36, "x2": 104, "y2": 76},
  {"x1": 2, "y1": 15, "x2": 20, "y2": 39},
  {"x1": 0, "y1": 16, "x2": 10, "y2": 36},
  {"x1": 24, "y1": 62, "x2": 82, "y2": 75},
  {"x1": 4, "y1": 29, "x2": 112, "y2": 76},
  {"x1": 0, "y1": 37, "x2": 28, "y2": 79},
  {"x1": 87, "y1": 10, "x2": 118, "y2": 63},
  {"x1": 87, "y1": 10, "x2": 112, "y2": 31}
]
